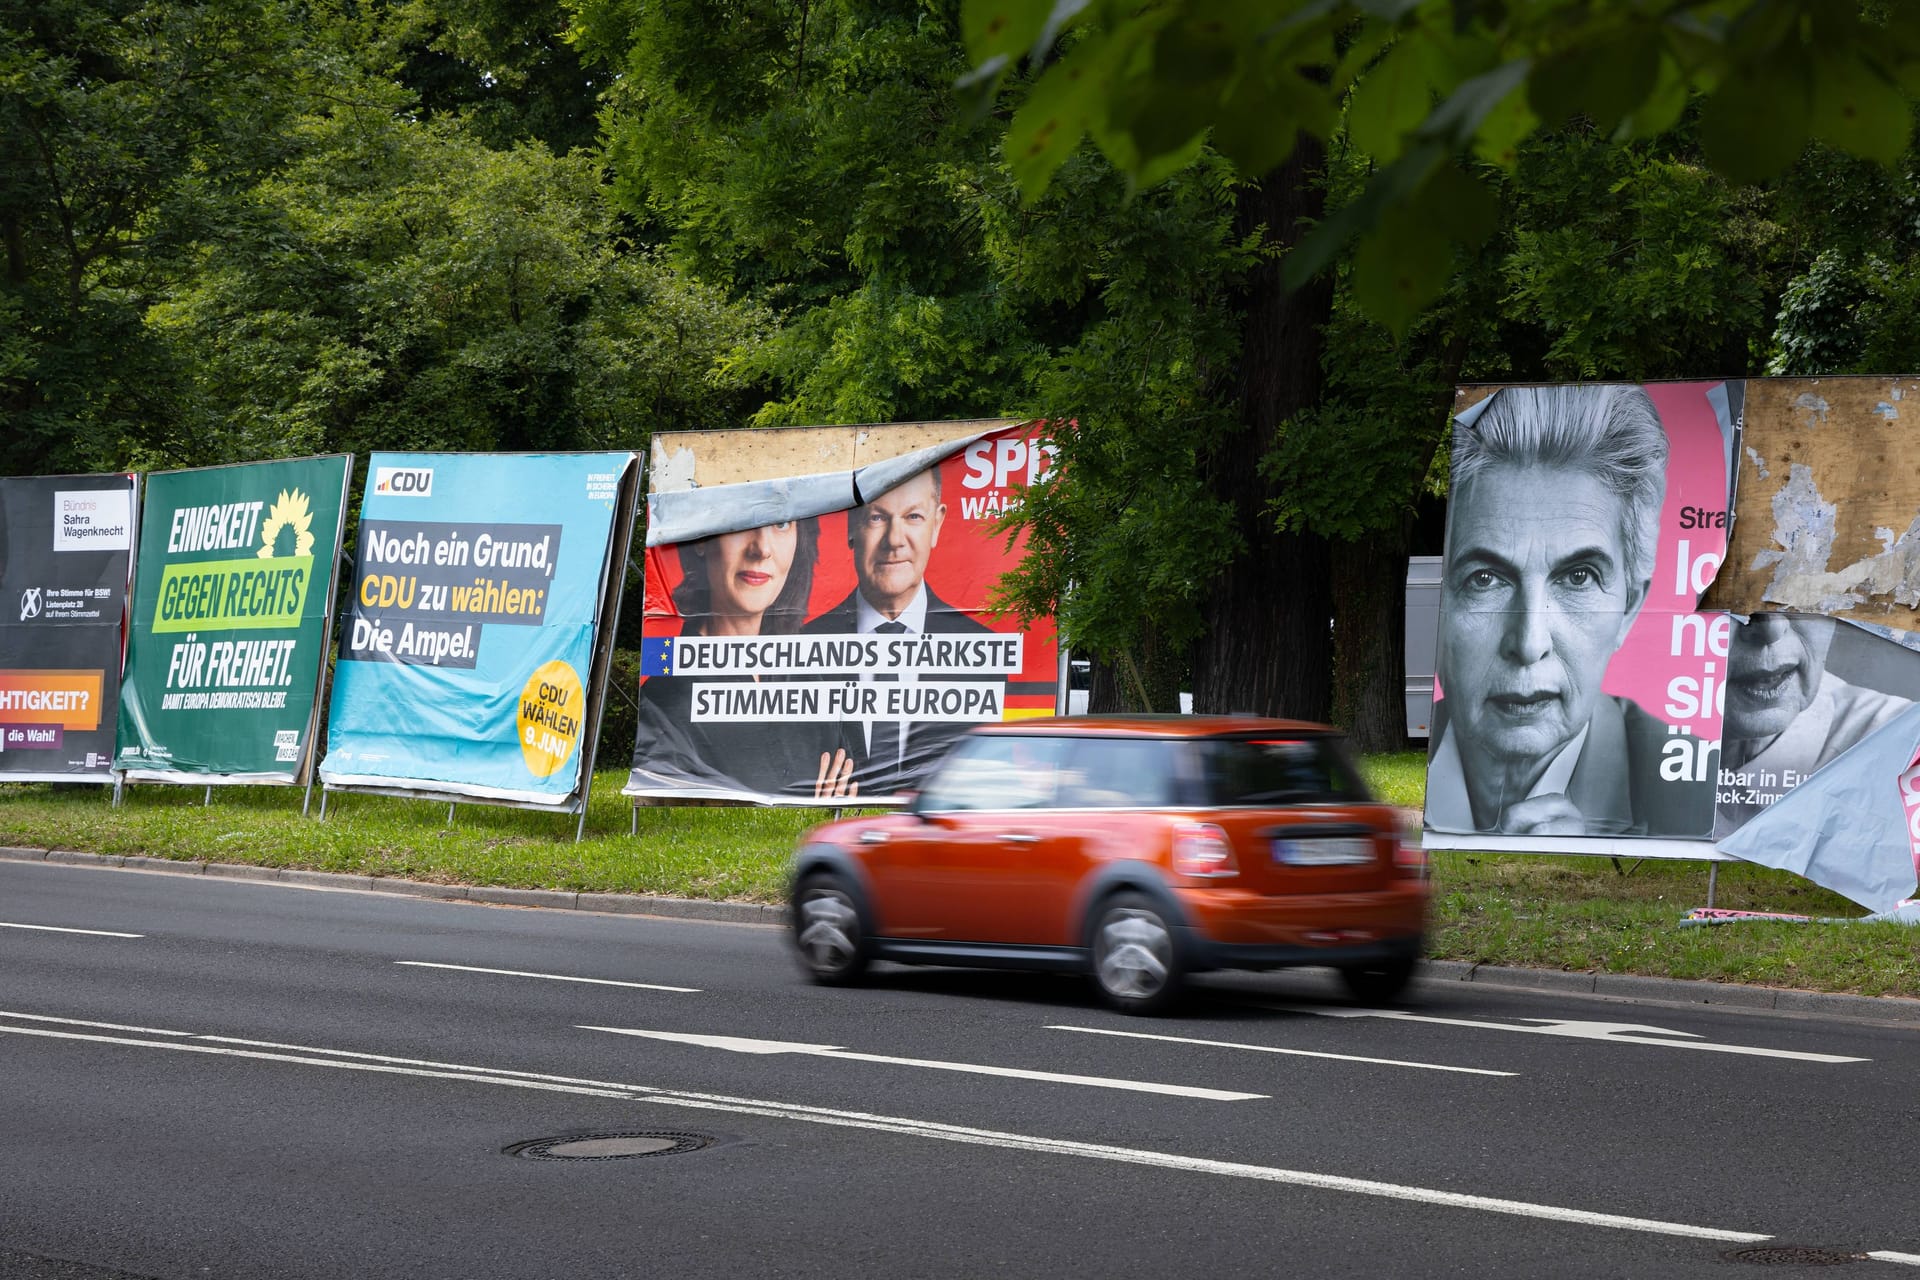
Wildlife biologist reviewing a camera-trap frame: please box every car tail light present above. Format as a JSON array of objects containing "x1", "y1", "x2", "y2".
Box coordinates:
[
  {"x1": 1172, "y1": 822, "x2": 1237, "y2": 878},
  {"x1": 1394, "y1": 839, "x2": 1428, "y2": 879}
]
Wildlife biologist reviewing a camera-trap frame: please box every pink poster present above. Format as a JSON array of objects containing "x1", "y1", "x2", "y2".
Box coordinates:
[
  {"x1": 1425, "y1": 382, "x2": 1731, "y2": 840},
  {"x1": 1899, "y1": 749, "x2": 1920, "y2": 909}
]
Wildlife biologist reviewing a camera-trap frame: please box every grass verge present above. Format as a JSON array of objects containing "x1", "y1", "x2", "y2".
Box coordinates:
[{"x1": 3, "y1": 761, "x2": 1915, "y2": 999}]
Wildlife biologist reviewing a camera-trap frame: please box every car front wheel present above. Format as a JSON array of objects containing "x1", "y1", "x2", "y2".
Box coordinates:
[
  {"x1": 793, "y1": 873, "x2": 870, "y2": 986},
  {"x1": 1089, "y1": 892, "x2": 1183, "y2": 1015}
]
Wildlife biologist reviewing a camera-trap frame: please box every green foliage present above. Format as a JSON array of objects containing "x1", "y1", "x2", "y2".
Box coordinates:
[
  {"x1": 960, "y1": 0, "x2": 1920, "y2": 330},
  {"x1": 983, "y1": 154, "x2": 1252, "y2": 657},
  {"x1": 0, "y1": 0, "x2": 305, "y2": 473},
  {"x1": 152, "y1": 108, "x2": 762, "y2": 463},
  {"x1": 381, "y1": 0, "x2": 603, "y2": 154},
  {"x1": 1494, "y1": 130, "x2": 1772, "y2": 381},
  {"x1": 573, "y1": 0, "x2": 1259, "y2": 672},
  {"x1": 1766, "y1": 148, "x2": 1920, "y2": 374},
  {"x1": 2, "y1": 0, "x2": 761, "y2": 475}
]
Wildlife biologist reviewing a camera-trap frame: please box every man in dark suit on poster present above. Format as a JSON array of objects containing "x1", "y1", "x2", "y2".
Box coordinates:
[{"x1": 805, "y1": 465, "x2": 991, "y2": 795}]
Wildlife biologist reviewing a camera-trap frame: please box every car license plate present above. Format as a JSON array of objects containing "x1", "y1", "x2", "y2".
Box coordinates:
[{"x1": 1273, "y1": 836, "x2": 1374, "y2": 866}]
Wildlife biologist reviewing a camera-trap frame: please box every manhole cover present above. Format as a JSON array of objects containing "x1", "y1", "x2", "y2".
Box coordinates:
[
  {"x1": 1722, "y1": 1246, "x2": 1867, "y2": 1266},
  {"x1": 506, "y1": 1131, "x2": 713, "y2": 1161}
]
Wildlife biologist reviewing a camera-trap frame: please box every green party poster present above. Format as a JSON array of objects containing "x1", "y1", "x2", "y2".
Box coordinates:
[{"x1": 117, "y1": 456, "x2": 351, "y2": 782}]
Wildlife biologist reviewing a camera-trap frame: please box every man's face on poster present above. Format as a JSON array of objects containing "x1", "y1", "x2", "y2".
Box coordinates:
[
  {"x1": 1725, "y1": 613, "x2": 1832, "y2": 740},
  {"x1": 850, "y1": 470, "x2": 944, "y2": 616},
  {"x1": 1440, "y1": 463, "x2": 1647, "y2": 767}
]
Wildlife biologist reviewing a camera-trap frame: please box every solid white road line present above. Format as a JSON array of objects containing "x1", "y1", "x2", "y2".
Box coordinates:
[
  {"x1": 1870, "y1": 1253, "x2": 1920, "y2": 1267},
  {"x1": 1048, "y1": 1024, "x2": 1517, "y2": 1076},
  {"x1": 0, "y1": 1012, "x2": 1774, "y2": 1245},
  {"x1": 0, "y1": 921, "x2": 142, "y2": 938},
  {"x1": 395, "y1": 961, "x2": 699, "y2": 993},
  {"x1": 578, "y1": 1026, "x2": 1265, "y2": 1100},
  {"x1": 1278, "y1": 1008, "x2": 1870, "y2": 1064}
]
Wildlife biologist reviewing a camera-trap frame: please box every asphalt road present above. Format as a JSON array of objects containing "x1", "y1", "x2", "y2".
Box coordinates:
[{"x1": 3, "y1": 859, "x2": 1917, "y2": 1279}]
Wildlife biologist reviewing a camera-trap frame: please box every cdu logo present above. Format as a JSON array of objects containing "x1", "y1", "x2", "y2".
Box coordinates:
[
  {"x1": 19, "y1": 587, "x2": 40, "y2": 621},
  {"x1": 372, "y1": 466, "x2": 434, "y2": 498}
]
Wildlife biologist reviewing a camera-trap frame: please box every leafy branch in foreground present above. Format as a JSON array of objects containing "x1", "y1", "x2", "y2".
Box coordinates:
[{"x1": 960, "y1": 0, "x2": 1920, "y2": 329}]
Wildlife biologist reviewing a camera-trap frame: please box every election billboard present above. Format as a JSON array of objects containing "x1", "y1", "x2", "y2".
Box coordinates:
[
  {"x1": 116, "y1": 456, "x2": 351, "y2": 783},
  {"x1": 1425, "y1": 382, "x2": 1734, "y2": 853},
  {"x1": 320, "y1": 452, "x2": 640, "y2": 807},
  {"x1": 626, "y1": 420, "x2": 1062, "y2": 805},
  {"x1": 0, "y1": 474, "x2": 134, "y2": 781}
]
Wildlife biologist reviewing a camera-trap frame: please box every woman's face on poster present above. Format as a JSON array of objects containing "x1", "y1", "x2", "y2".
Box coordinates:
[
  {"x1": 704, "y1": 521, "x2": 797, "y2": 625},
  {"x1": 1725, "y1": 613, "x2": 1833, "y2": 740},
  {"x1": 1440, "y1": 463, "x2": 1645, "y2": 767}
]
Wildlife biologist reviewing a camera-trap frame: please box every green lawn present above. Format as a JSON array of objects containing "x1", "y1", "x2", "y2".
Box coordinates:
[
  {"x1": 1356, "y1": 751, "x2": 1427, "y2": 808},
  {"x1": 3, "y1": 759, "x2": 1915, "y2": 999}
]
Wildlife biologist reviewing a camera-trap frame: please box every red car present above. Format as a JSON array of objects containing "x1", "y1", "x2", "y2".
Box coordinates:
[{"x1": 789, "y1": 716, "x2": 1428, "y2": 1013}]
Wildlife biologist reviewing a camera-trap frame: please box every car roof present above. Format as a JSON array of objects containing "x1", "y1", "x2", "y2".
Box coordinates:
[{"x1": 975, "y1": 714, "x2": 1337, "y2": 739}]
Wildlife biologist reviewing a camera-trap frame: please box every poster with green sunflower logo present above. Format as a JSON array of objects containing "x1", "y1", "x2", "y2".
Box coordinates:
[{"x1": 116, "y1": 456, "x2": 352, "y2": 782}]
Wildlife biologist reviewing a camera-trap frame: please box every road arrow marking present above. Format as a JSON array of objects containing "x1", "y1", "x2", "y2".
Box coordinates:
[
  {"x1": 1048, "y1": 1024, "x2": 1516, "y2": 1076},
  {"x1": 1274, "y1": 1008, "x2": 1868, "y2": 1063},
  {"x1": 578, "y1": 1025, "x2": 1266, "y2": 1100}
]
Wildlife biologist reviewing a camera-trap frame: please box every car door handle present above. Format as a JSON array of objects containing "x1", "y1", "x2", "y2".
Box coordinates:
[
  {"x1": 858, "y1": 830, "x2": 890, "y2": 845},
  {"x1": 999, "y1": 833, "x2": 1040, "y2": 845}
]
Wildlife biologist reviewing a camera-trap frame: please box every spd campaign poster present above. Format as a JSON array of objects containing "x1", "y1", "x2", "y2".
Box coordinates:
[
  {"x1": 1424, "y1": 382, "x2": 1733, "y2": 851},
  {"x1": 116, "y1": 456, "x2": 351, "y2": 782},
  {"x1": 320, "y1": 452, "x2": 639, "y2": 805},
  {"x1": 627, "y1": 420, "x2": 1061, "y2": 805},
  {"x1": 0, "y1": 474, "x2": 134, "y2": 781}
]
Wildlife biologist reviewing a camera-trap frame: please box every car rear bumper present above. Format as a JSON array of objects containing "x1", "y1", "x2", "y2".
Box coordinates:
[
  {"x1": 1180, "y1": 929, "x2": 1423, "y2": 973},
  {"x1": 1171, "y1": 881, "x2": 1428, "y2": 972}
]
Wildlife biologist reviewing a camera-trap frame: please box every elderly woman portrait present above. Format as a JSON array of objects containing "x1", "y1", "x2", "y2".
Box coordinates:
[
  {"x1": 1426, "y1": 385, "x2": 1712, "y2": 838},
  {"x1": 633, "y1": 518, "x2": 858, "y2": 799},
  {"x1": 1713, "y1": 613, "x2": 1914, "y2": 835}
]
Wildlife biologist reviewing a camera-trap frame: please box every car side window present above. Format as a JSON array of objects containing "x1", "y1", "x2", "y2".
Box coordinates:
[
  {"x1": 1058, "y1": 737, "x2": 1175, "y2": 808},
  {"x1": 918, "y1": 735, "x2": 1069, "y2": 811},
  {"x1": 1197, "y1": 735, "x2": 1372, "y2": 805}
]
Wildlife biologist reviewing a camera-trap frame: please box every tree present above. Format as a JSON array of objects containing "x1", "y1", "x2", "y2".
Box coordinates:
[
  {"x1": 0, "y1": 0, "x2": 303, "y2": 473},
  {"x1": 2, "y1": 0, "x2": 759, "y2": 477},
  {"x1": 960, "y1": 0, "x2": 1920, "y2": 331},
  {"x1": 152, "y1": 104, "x2": 762, "y2": 465}
]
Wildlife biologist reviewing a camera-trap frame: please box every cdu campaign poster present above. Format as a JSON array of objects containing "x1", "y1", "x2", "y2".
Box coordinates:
[
  {"x1": 116, "y1": 457, "x2": 351, "y2": 782},
  {"x1": 321, "y1": 452, "x2": 639, "y2": 805},
  {"x1": 1424, "y1": 382, "x2": 1734, "y2": 850},
  {"x1": 626, "y1": 420, "x2": 1062, "y2": 805},
  {"x1": 0, "y1": 474, "x2": 134, "y2": 780}
]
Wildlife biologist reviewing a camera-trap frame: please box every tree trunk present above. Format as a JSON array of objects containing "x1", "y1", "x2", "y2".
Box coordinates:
[
  {"x1": 1331, "y1": 521, "x2": 1411, "y2": 752},
  {"x1": 1086, "y1": 624, "x2": 1187, "y2": 714},
  {"x1": 1191, "y1": 143, "x2": 1336, "y2": 721}
]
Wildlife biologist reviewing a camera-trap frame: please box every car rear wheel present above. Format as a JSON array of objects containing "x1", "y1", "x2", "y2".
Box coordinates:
[
  {"x1": 1090, "y1": 892, "x2": 1183, "y2": 1015},
  {"x1": 793, "y1": 873, "x2": 870, "y2": 985},
  {"x1": 1338, "y1": 954, "x2": 1416, "y2": 1006}
]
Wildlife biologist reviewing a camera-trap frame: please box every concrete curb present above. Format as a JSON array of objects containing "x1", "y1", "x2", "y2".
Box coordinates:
[
  {"x1": 0, "y1": 845, "x2": 785, "y2": 926},
  {"x1": 1420, "y1": 959, "x2": 1920, "y2": 1024},
  {"x1": 8, "y1": 845, "x2": 1917, "y2": 1017}
]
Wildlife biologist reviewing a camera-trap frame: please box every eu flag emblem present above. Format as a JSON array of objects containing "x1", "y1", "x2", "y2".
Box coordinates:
[{"x1": 640, "y1": 637, "x2": 675, "y2": 677}]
